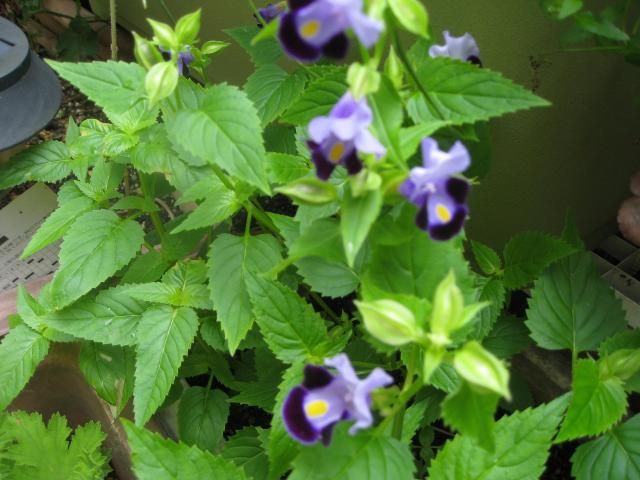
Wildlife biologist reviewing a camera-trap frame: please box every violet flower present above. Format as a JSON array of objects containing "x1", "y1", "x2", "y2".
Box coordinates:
[
  {"x1": 429, "y1": 31, "x2": 482, "y2": 66},
  {"x1": 160, "y1": 47, "x2": 195, "y2": 76},
  {"x1": 400, "y1": 138, "x2": 471, "y2": 241},
  {"x1": 255, "y1": 2, "x2": 286, "y2": 28},
  {"x1": 278, "y1": 0, "x2": 383, "y2": 62},
  {"x1": 307, "y1": 92, "x2": 385, "y2": 180},
  {"x1": 283, "y1": 354, "x2": 393, "y2": 445}
]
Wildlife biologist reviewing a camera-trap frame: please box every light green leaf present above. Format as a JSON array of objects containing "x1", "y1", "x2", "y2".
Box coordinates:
[
  {"x1": 526, "y1": 252, "x2": 627, "y2": 352},
  {"x1": 133, "y1": 306, "x2": 199, "y2": 425},
  {"x1": 540, "y1": 0, "x2": 583, "y2": 20},
  {"x1": 429, "y1": 396, "x2": 569, "y2": 480},
  {"x1": 123, "y1": 419, "x2": 248, "y2": 480},
  {"x1": 368, "y1": 76, "x2": 404, "y2": 166},
  {"x1": 341, "y1": 186, "x2": 382, "y2": 267},
  {"x1": 166, "y1": 84, "x2": 270, "y2": 193},
  {"x1": 122, "y1": 250, "x2": 170, "y2": 284},
  {"x1": 575, "y1": 11, "x2": 629, "y2": 42},
  {"x1": 470, "y1": 240, "x2": 502, "y2": 276},
  {"x1": 388, "y1": 0, "x2": 429, "y2": 38},
  {"x1": 408, "y1": 57, "x2": 550, "y2": 126},
  {"x1": 245, "y1": 65, "x2": 307, "y2": 126},
  {"x1": 121, "y1": 282, "x2": 210, "y2": 309},
  {"x1": 0, "y1": 141, "x2": 72, "y2": 189},
  {"x1": 296, "y1": 257, "x2": 358, "y2": 298},
  {"x1": 208, "y1": 234, "x2": 282, "y2": 354},
  {"x1": 172, "y1": 187, "x2": 239, "y2": 233},
  {"x1": 289, "y1": 425, "x2": 415, "y2": 480},
  {"x1": 282, "y1": 70, "x2": 348, "y2": 125},
  {"x1": 15, "y1": 286, "x2": 74, "y2": 342},
  {"x1": 48, "y1": 210, "x2": 144, "y2": 309},
  {"x1": 571, "y1": 414, "x2": 640, "y2": 480},
  {"x1": 556, "y1": 358, "x2": 627, "y2": 442},
  {"x1": 43, "y1": 286, "x2": 147, "y2": 346},
  {"x1": 503, "y1": 232, "x2": 575, "y2": 288},
  {"x1": 266, "y1": 153, "x2": 310, "y2": 184},
  {"x1": 0, "y1": 325, "x2": 50, "y2": 410},
  {"x1": 178, "y1": 387, "x2": 229, "y2": 451},
  {"x1": 247, "y1": 276, "x2": 329, "y2": 363},
  {"x1": 47, "y1": 60, "x2": 146, "y2": 116}
]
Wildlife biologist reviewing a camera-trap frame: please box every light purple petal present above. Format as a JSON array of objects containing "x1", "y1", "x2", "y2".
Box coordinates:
[
  {"x1": 348, "y1": 368, "x2": 393, "y2": 434},
  {"x1": 309, "y1": 116, "x2": 332, "y2": 142},
  {"x1": 421, "y1": 138, "x2": 470, "y2": 178},
  {"x1": 295, "y1": 1, "x2": 348, "y2": 48},
  {"x1": 303, "y1": 379, "x2": 349, "y2": 431},
  {"x1": 328, "y1": 93, "x2": 372, "y2": 141},
  {"x1": 325, "y1": 353, "x2": 359, "y2": 385},
  {"x1": 429, "y1": 31, "x2": 480, "y2": 62},
  {"x1": 347, "y1": 10, "x2": 384, "y2": 48},
  {"x1": 354, "y1": 129, "x2": 386, "y2": 158}
]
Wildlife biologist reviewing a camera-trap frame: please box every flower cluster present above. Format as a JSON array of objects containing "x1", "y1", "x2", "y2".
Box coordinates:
[
  {"x1": 400, "y1": 138, "x2": 471, "y2": 241},
  {"x1": 278, "y1": 0, "x2": 383, "y2": 62},
  {"x1": 283, "y1": 354, "x2": 392, "y2": 445},
  {"x1": 160, "y1": 47, "x2": 195, "y2": 76},
  {"x1": 308, "y1": 92, "x2": 385, "y2": 180},
  {"x1": 429, "y1": 31, "x2": 482, "y2": 66}
]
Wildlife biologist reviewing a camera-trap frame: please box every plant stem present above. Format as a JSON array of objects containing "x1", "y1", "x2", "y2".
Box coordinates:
[
  {"x1": 109, "y1": 0, "x2": 118, "y2": 60},
  {"x1": 139, "y1": 174, "x2": 167, "y2": 243},
  {"x1": 307, "y1": 289, "x2": 341, "y2": 324},
  {"x1": 158, "y1": 0, "x2": 176, "y2": 24}
]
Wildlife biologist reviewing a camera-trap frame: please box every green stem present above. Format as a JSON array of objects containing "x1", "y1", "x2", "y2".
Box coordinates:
[
  {"x1": 244, "y1": 209, "x2": 253, "y2": 239},
  {"x1": 307, "y1": 289, "x2": 341, "y2": 324},
  {"x1": 109, "y1": 0, "x2": 118, "y2": 60},
  {"x1": 158, "y1": 0, "x2": 176, "y2": 23},
  {"x1": 139, "y1": 174, "x2": 167, "y2": 243}
]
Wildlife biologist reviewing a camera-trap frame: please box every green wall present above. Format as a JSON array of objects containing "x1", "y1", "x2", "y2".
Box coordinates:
[{"x1": 92, "y1": 0, "x2": 640, "y2": 248}]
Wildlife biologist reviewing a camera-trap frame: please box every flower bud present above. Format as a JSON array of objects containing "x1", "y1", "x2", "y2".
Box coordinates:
[
  {"x1": 133, "y1": 32, "x2": 163, "y2": 70},
  {"x1": 430, "y1": 271, "x2": 464, "y2": 337},
  {"x1": 600, "y1": 349, "x2": 640, "y2": 381},
  {"x1": 275, "y1": 178, "x2": 337, "y2": 205},
  {"x1": 145, "y1": 61, "x2": 179, "y2": 104},
  {"x1": 384, "y1": 47, "x2": 404, "y2": 90},
  {"x1": 356, "y1": 299, "x2": 420, "y2": 346},
  {"x1": 347, "y1": 62, "x2": 380, "y2": 99},
  {"x1": 147, "y1": 19, "x2": 178, "y2": 49},
  {"x1": 175, "y1": 9, "x2": 201, "y2": 45},
  {"x1": 454, "y1": 341, "x2": 511, "y2": 400}
]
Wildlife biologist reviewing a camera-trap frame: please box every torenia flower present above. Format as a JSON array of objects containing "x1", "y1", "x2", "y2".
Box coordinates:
[
  {"x1": 283, "y1": 354, "x2": 393, "y2": 445},
  {"x1": 160, "y1": 47, "x2": 195, "y2": 75},
  {"x1": 255, "y1": 2, "x2": 286, "y2": 28},
  {"x1": 400, "y1": 138, "x2": 470, "y2": 241},
  {"x1": 429, "y1": 31, "x2": 482, "y2": 66},
  {"x1": 278, "y1": 0, "x2": 383, "y2": 62},
  {"x1": 307, "y1": 92, "x2": 386, "y2": 180}
]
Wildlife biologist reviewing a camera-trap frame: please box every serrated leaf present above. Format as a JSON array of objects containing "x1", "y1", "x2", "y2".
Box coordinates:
[
  {"x1": 166, "y1": 84, "x2": 270, "y2": 193},
  {"x1": 15, "y1": 287, "x2": 74, "y2": 342},
  {"x1": 503, "y1": 232, "x2": 575, "y2": 288},
  {"x1": 222, "y1": 428, "x2": 269, "y2": 480},
  {"x1": 224, "y1": 25, "x2": 282, "y2": 65},
  {"x1": 483, "y1": 314, "x2": 532, "y2": 358},
  {"x1": 0, "y1": 141, "x2": 72, "y2": 189},
  {"x1": 282, "y1": 70, "x2": 348, "y2": 125},
  {"x1": 123, "y1": 419, "x2": 248, "y2": 480},
  {"x1": 134, "y1": 306, "x2": 199, "y2": 425},
  {"x1": 47, "y1": 60, "x2": 146, "y2": 116},
  {"x1": 368, "y1": 76, "x2": 404, "y2": 166},
  {"x1": 266, "y1": 153, "x2": 310, "y2": 184},
  {"x1": 43, "y1": 286, "x2": 147, "y2": 345},
  {"x1": 407, "y1": 57, "x2": 550, "y2": 126},
  {"x1": 246, "y1": 276, "x2": 329, "y2": 363},
  {"x1": 296, "y1": 257, "x2": 359, "y2": 298},
  {"x1": 178, "y1": 387, "x2": 229, "y2": 451},
  {"x1": 526, "y1": 252, "x2": 627, "y2": 352},
  {"x1": 121, "y1": 282, "x2": 210, "y2": 309},
  {"x1": 232, "y1": 347, "x2": 285, "y2": 411},
  {"x1": 48, "y1": 210, "x2": 145, "y2": 309},
  {"x1": 0, "y1": 325, "x2": 49, "y2": 409},
  {"x1": 556, "y1": 358, "x2": 627, "y2": 442},
  {"x1": 172, "y1": 187, "x2": 239, "y2": 234},
  {"x1": 571, "y1": 414, "x2": 640, "y2": 480},
  {"x1": 470, "y1": 240, "x2": 502, "y2": 276},
  {"x1": 464, "y1": 277, "x2": 505, "y2": 341},
  {"x1": 208, "y1": 234, "x2": 282, "y2": 354},
  {"x1": 341, "y1": 187, "x2": 382, "y2": 267},
  {"x1": 289, "y1": 425, "x2": 415, "y2": 480},
  {"x1": 429, "y1": 396, "x2": 568, "y2": 480},
  {"x1": 121, "y1": 250, "x2": 170, "y2": 284},
  {"x1": 245, "y1": 64, "x2": 307, "y2": 126}
]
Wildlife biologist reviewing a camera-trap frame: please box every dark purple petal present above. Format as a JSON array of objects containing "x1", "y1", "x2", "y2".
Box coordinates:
[
  {"x1": 309, "y1": 140, "x2": 337, "y2": 180},
  {"x1": 283, "y1": 386, "x2": 320, "y2": 444},
  {"x1": 416, "y1": 204, "x2": 429, "y2": 231},
  {"x1": 445, "y1": 177, "x2": 469, "y2": 204},
  {"x1": 429, "y1": 206, "x2": 467, "y2": 241},
  {"x1": 342, "y1": 149, "x2": 362, "y2": 176},
  {"x1": 289, "y1": 0, "x2": 314, "y2": 10},
  {"x1": 321, "y1": 33, "x2": 349, "y2": 59},
  {"x1": 468, "y1": 55, "x2": 483, "y2": 67},
  {"x1": 279, "y1": 12, "x2": 322, "y2": 61},
  {"x1": 303, "y1": 365, "x2": 334, "y2": 389}
]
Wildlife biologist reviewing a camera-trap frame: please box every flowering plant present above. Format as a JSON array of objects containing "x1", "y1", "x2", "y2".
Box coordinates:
[{"x1": 0, "y1": 1, "x2": 638, "y2": 479}]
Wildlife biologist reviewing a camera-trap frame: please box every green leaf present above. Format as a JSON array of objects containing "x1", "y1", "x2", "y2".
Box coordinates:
[
  {"x1": 289, "y1": 425, "x2": 415, "y2": 480},
  {"x1": 47, "y1": 60, "x2": 146, "y2": 116},
  {"x1": 571, "y1": 414, "x2": 640, "y2": 480},
  {"x1": 123, "y1": 419, "x2": 248, "y2": 480},
  {"x1": 483, "y1": 314, "x2": 532, "y2": 358},
  {"x1": 247, "y1": 276, "x2": 329, "y2": 363},
  {"x1": 79, "y1": 342, "x2": 134, "y2": 413},
  {"x1": 464, "y1": 277, "x2": 505, "y2": 341},
  {"x1": 429, "y1": 397, "x2": 568, "y2": 480},
  {"x1": 368, "y1": 76, "x2": 404, "y2": 166},
  {"x1": 470, "y1": 240, "x2": 502, "y2": 276},
  {"x1": 398, "y1": 121, "x2": 450, "y2": 161},
  {"x1": 43, "y1": 286, "x2": 147, "y2": 346},
  {"x1": 266, "y1": 153, "x2": 310, "y2": 184},
  {"x1": 282, "y1": 70, "x2": 348, "y2": 125},
  {"x1": 296, "y1": 257, "x2": 359, "y2": 298},
  {"x1": 526, "y1": 252, "x2": 627, "y2": 352},
  {"x1": 48, "y1": 210, "x2": 144, "y2": 309},
  {"x1": 208, "y1": 234, "x2": 282, "y2": 354},
  {"x1": 245, "y1": 65, "x2": 307, "y2": 126},
  {"x1": 222, "y1": 428, "x2": 269, "y2": 480},
  {"x1": 178, "y1": 387, "x2": 229, "y2": 451},
  {"x1": 556, "y1": 358, "x2": 627, "y2": 442},
  {"x1": 121, "y1": 250, "x2": 170, "y2": 284},
  {"x1": 166, "y1": 84, "x2": 270, "y2": 193},
  {"x1": 0, "y1": 325, "x2": 50, "y2": 410},
  {"x1": 224, "y1": 25, "x2": 282, "y2": 65},
  {"x1": 231, "y1": 346, "x2": 285, "y2": 411},
  {"x1": 442, "y1": 381, "x2": 499, "y2": 451},
  {"x1": 503, "y1": 232, "x2": 575, "y2": 288},
  {"x1": 133, "y1": 306, "x2": 199, "y2": 426},
  {"x1": 407, "y1": 58, "x2": 550, "y2": 126},
  {"x1": 0, "y1": 141, "x2": 72, "y2": 189},
  {"x1": 172, "y1": 186, "x2": 239, "y2": 233},
  {"x1": 15, "y1": 286, "x2": 74, "y2": 342},
  {"x1": 575, "y1": 11, "x2": 629, "y2": 42},
  {"x1": 388, "y1": 0, "x2": 429, "y2": 37},
  {"x1": 341, "y1": 186, "x2": 382, "y2": 267},
  {"x1": 540, "y1": 0, "x2": 583, "y2": 20}
]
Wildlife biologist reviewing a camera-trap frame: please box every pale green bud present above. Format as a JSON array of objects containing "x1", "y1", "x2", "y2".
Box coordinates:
[
  {"x1": 384, "y1": 46, "x2": 404, "y2": 90},
  {"x1": 145, "y1": 61, "x2": 179, "y2": 104},
  {"x1": 454, "y1": 341, "x2": 511, "y2": 400},
  {"x1": 600, "y1": 349, "x2": 640, "y2": 381},
  {"x1": 147, "y1": 19, "x2": 178, "y2": 49},
  {"x1": 356, "y1": 299, "x2": 420, "y2": 346},
  {"x1": 133, "y1": 32, "x2": 163, "y2": 70},
  {"x1": 431, "y1": 271, "x2": 464, "y2": 336},
  {"x1": 175, "y1": 9, "x2": 201, "y2": 45},
  {"x1": 275, "y1": 178, "x2": 337, "y2": 205},
  {"x1": 347, "y1": 62, "x2": 381, "y2": 99}
]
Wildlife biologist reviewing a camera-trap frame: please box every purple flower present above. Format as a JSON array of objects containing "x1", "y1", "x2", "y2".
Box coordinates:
[
  {"x1": 429, "y1": 31, "x2": 482, "y2": 66},
  {"x1": 307, "y1": 92, "x2": 385, "y2": 180},
  {"x1": 255, "y1": 2, "x2": 286, "y2": 28},
  {"x1": 160, "y1": 47, "x2": 195, "y2": 76},
  {"x1": 283, "y1": 354, "x2": 393, "y2": 445},
  {"x1": 400, "y1": 138, "x2": 471, "y2": 241},
  {"x1": 278, "y1": 0, "x2": 383, "y2": 62}
]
